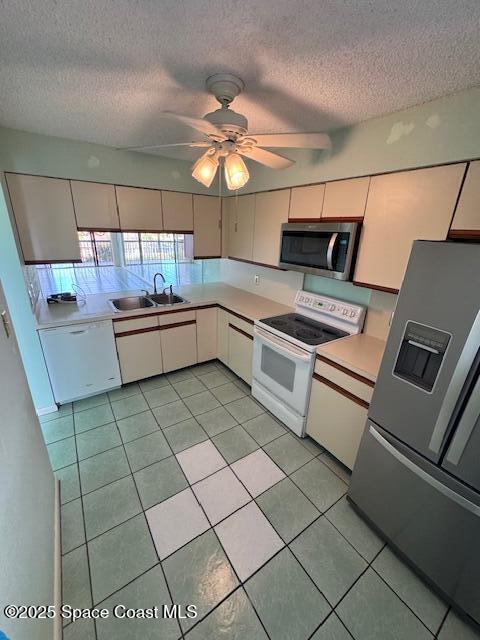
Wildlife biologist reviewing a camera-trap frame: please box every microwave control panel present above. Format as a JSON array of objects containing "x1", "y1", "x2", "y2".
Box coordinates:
[{"x1": 295, "y1": 291, "x2": 366, "y2": 332}]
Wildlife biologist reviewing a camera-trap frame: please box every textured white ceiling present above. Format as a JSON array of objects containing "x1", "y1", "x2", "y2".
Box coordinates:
[{"x1": 1, "y1": 0, "x2": 479, "y2": 161}]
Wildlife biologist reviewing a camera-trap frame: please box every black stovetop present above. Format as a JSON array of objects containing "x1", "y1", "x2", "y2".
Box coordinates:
[{"x1": 260, "y1": 313, "x2": 348, "y2": 346}]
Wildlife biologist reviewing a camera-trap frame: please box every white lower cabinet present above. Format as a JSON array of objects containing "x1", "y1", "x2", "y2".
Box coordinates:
[
  {"x1": 217, "y1": 309, "x2": 229, "y2": 365},
  {"x1": 196, "y1": 307, "x2": 218, "y2": 362},
  {"x1": 306, "y1": 375, "x2": 368, "y2": 470},
  {"x1": 116, "y1": 330, "x2": 163, "y2": 384},
  {"x1": 228, "y1": 324, "x2": 253, "y2": 385},
  {"x1": 160, "y1": 322, "x2": 197, "y2": 373}
]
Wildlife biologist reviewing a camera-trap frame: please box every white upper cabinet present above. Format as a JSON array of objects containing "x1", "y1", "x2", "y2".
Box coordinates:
[
  {"x1": 193, "y1": 195, "x2": 222, "y2": 258},
  {"x1": 6, "y1": 173, "x2": 81, "y2": 263},
  {"x1": 289, "y1": 184, "x2": 324, "y2": 220},
  {"x1": 162, "y1": 191, "x2": 194, "y2": 231},
  {"x1": 322, "y1": 177, "x2": 370, "y2": 219},
  {"x1": 226, "y1": 194, "x2": 255, "y2": 261},
  {"x1": 450, "y1": 161, "x2": 480, "y2": 235},
  {"x1": 71, "y1": 180, "x2": 120, "y2": 230},
  {"x1": 252, "y1": 190, "x2": 290, "y2": 267},
  {"x1": 115, "y1": 186, "x2": 163, "y2": 231},
  {"x1": 354, "y1": 164, "x2": 466, "y2": 291}
]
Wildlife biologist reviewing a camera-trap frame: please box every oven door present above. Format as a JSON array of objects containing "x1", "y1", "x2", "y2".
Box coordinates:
[
  {"x1": 278, "y1": 222, "x2": 360, "y2": 280},
  {"x1": 252, "y1": 326, "x2": 314, "y2": 415}
]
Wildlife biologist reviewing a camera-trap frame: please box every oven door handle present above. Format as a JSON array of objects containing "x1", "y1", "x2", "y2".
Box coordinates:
[
  {"x1": 254, "y1": 327, "x2": 312, "y2": 362},
  {"x1": 326, "y1": 232, "x2": 339, "y2": 270}
]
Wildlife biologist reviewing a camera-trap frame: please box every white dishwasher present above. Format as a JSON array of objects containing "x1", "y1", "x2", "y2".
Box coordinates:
[{"x1": 39, "y1": 320, "x2": 121, "y2": 404}]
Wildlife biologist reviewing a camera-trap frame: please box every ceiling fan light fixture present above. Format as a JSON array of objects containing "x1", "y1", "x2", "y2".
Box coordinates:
[
  {"x1": 191, "y1": 150, "x2": 219, "y2": 188},
  {"x1": 224, "y1": 152, "x2": 249, "y2": 190}
]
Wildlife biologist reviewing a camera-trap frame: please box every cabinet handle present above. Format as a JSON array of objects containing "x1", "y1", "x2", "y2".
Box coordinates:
[{"x1": 1, "y1": 311, "x2": 10, "y2": 339}]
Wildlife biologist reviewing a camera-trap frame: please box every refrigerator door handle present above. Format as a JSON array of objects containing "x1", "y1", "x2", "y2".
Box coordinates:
[
  {"x1": 444, "y1": 376, "x2": 480, "y2": 466},
  {"x1": 369, "y1": 425, "x2": 480, "y2": 516},
  {"x1": 428, "y1": 310, "x2": 480, "y2": 454}
]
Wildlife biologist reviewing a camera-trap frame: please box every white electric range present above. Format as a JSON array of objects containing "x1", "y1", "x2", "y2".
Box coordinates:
[{"x1": 252, "y1": 290, "x2": 366, "y2": 436}]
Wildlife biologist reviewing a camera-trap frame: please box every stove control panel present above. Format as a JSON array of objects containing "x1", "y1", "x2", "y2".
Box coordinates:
[{"x1": 295, "y1": 291, "x2": 366, "y2": 332}]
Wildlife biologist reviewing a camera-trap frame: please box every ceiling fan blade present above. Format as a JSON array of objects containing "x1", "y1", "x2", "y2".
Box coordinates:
[
  {"x1": 239, "y1": 146, "x2": 294, "y2": 170},
  {"x1": 160, "y1": 111, "x2": 226, "y2": 139},
  {"x1": 119, "y1": 141, "x2": 211, "y2": 151},
  {"x1": 244, "y1": 132, "x2": 331, "y2": 149}
]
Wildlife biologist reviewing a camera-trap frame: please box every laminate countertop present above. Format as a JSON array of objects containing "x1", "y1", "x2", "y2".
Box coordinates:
[
  {"x1": 35, "y1": 282, "x2": 386, "y2": 381},
  {"x1": 316, "y1": 333, "x2": 386, "y2": 382}
]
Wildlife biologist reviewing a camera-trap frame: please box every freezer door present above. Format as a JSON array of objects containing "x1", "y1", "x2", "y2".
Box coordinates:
[
  {"x1": 369, "y1": 241, "x2": 480, "y2": 462},
  {"x1": 442, "y1": 373, "x2": 480, "y2": 492},
  {"x1": 349, "y1": 421, "x2": 480, "y2": 624}
]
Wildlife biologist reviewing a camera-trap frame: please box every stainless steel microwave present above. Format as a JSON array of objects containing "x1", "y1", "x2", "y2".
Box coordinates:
[{"x1": 278, "y1": 221, "x2": 361, "y2": 280}]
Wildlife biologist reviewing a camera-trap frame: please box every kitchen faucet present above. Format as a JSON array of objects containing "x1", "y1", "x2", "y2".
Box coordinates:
[{"x1": 153, "y1": 272, "x2": 165, "y2": 294}]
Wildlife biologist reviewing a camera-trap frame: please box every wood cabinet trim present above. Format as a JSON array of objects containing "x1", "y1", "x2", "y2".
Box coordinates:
[
  {"x1": 218, "y1": 305, "x2": 254, "y2": 325},
  {"x1": 193, "y1": 255, "x2": 221, "y2": 259},
  {"x1": 315, "y1": 354, "x2": 375, "y2": 387},
  {"x1": 227, "y1": 256, "x2": 287, "y2": 271},
  {"x1": 25, "y1": 259, "x2": 83, "y2": 265},
  {"x1": 448, "y1": 229, "x2": 480, "y2": 240},
  {"x1": 160, "y1": 319, "x2": 196, "y2": 331},
  {"x1": 353, "y1": 280, "x2": 400, "y2": 294},
  {"x1": 312, "y1": 372, "x2": 369, "y2": 409},
  {"x1": 115, "y1": 325, "x2": 160, "y2": 338},
  {"x1": 112, "y1": 303, "x2": 217, "y2": 323},
  {"x1": 228, "y1": 323, "x2": 254, "y2": 340}
]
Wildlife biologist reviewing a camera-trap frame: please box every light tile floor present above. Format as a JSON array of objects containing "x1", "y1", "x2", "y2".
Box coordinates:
[{"x1": 42, "y1": 360, "x2": 480, "y2": 640}]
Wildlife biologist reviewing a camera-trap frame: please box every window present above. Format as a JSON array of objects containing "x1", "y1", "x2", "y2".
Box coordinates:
[
  {"x1": 78, "y1": 231, "x2": 114, "y2": 266},
  {"x1": 122, "y1": 233, "x2": 191, "y2": 265}
]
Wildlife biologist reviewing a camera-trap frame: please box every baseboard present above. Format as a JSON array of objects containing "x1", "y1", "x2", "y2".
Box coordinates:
[
  {"x1": 37, "y1": 404, "x2": 58, "y2": 417},
  {"x1": 53, "y1": 479, "x2": 62, "y2": 640}
]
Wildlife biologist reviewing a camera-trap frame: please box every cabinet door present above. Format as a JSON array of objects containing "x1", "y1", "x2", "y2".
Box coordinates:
[
  {"x1": 306, "y1": 377, "x2": 367, "y2": 470},
  {"x1": 116, "y1": 330, "x2": 163, "y2": 384},
  {"x1": 289, "y1": 185, "x2": 324, "y2": 220},
  {"x1": 162, "y1": 191, "x2": 193, "y2": 231},
  {"x1": 450, "y1": 161, "x2": 480, "y2": 235},
  {"x1": 6, "y1": 173, "x2": 80, "y2": 263},
  {"x1": 253, "y1": 190, "x2": 290, "y2": 267},
  {"x1": 322, "y1": 177, "x2": 370, "y2": 219},
  {"x1": 226, "y1": 194, "x2": 255, "y2": 260},
  {"x1": 196, "y1": 307, "x2": 218, "y2": 362},
  {"x1": 71, "y1": 181, "x2": 120, "y2": 230},
  {"x1": 354, "y1": 164, "x2": 466, "y2": 291},
  {"x1": 160, "y1": 323, "x2": 197, "y2": 372},
  {"x1": 116, "y1": 186, "x2": 163, "y2": 231},
  {"x1": 217, "y1": 309, "x2": 229, "y2": 365},
  {"x1": 228, "y1": 325, "x2": 253, "y2": 385},
  {"x1": 193, "y1": 195, "x2": 221, "y2": 258}
]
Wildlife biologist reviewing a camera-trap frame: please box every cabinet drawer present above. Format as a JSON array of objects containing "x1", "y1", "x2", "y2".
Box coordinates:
[
  {"x1": 113, "y1": 315, "x2": 158, "y2": 334},
  {"x1": 228, "y1": 313, "x2": 254, "y2": 336},
  {"x1": 307, "y1": 377, "x2": 368, "y2": 469},
  {"x1": 158, "y1": 310, "x2": 196, "y2": 326},
  {"x1": 314, "y1": 358, "x2": 374, "y2": 404}
]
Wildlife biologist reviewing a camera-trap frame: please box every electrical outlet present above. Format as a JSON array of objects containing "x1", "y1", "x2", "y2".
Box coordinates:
[{"x1": 254, "y1": 274, "x2": 260, "y2": 285}]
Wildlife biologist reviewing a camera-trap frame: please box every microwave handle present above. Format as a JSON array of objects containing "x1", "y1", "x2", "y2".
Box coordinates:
[{"x1": 327, "y1": 233, "x2": 339, "y2": 270}]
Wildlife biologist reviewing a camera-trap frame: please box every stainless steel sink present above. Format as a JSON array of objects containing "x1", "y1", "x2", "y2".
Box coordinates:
[
  {"x1": 109, "y1": 296, "x2": 155, "y2": 311},
  {"x1": 148, "y1": 293, "x2": 188, "y2": 306}
]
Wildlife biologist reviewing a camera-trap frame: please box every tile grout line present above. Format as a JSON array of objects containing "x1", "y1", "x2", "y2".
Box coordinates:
[{"x1": 105, "y1": 387, "x2": 185, "y2": 640}]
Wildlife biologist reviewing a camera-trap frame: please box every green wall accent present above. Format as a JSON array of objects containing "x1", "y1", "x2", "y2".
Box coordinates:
[
  {"x1": 0, "y1": 187, "x2": 56, "y2": 411},
  {"x1": 0, "y1": 126, "x2": 217, "y2": 193},
  {"x1": 303, "y1": 274, "x2": 371, "y2": 306},
  {"x1": 237, "y1": 86, "x2": 480, "y2": 193}
]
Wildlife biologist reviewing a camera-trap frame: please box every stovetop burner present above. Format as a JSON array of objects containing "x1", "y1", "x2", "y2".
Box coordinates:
[{"x1": 260, "y1": 313, "x2": 348, "y2": 346}]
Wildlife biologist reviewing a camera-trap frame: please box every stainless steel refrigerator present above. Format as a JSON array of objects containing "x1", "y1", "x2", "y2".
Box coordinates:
[{"x1": 349, "y1": 240, "x2": 480, "y2": 625}]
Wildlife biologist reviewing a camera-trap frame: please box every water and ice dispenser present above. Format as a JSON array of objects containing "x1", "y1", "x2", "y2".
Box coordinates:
[{"x1": 393, "y1": 321, "x2": 451, "y2": 392}]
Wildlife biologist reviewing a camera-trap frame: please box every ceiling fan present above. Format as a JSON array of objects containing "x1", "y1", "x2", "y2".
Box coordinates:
[{"x1": 124, "y1": 73, "x2": 332, "y2": 190}]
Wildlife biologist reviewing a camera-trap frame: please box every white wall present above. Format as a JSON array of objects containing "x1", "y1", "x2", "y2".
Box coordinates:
[{"x1": 220, "y1": 259, "x2": 303, "y2": 307}]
